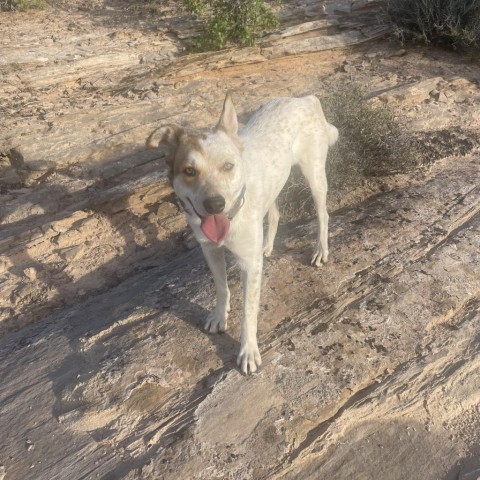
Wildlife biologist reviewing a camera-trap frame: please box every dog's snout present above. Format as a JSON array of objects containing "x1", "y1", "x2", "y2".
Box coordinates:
[{"x1": 204, "y1": 195, "x2": 226, "y2": 214}]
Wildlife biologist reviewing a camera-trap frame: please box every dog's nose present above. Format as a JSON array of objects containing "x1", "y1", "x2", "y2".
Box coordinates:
[{"x1": 203, "y1": 195, "x2": 226, "y2": 214}]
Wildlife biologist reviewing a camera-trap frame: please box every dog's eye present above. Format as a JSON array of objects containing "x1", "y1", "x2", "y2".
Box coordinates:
[
  {"x1": 223, "y1": 162, "x2": 234, "y2": 172},
  {"x1": 184, "y1": 167, "x2": 197, "y2": 177}
]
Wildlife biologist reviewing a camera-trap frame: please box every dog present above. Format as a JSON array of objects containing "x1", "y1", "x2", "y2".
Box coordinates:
[{"x1": 147, "y1": 93, "x2": 338, "y2": 374}]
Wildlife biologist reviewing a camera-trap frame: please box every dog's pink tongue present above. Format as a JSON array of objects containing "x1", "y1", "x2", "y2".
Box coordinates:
[{"x1": 201, "y1": 214, "x2": 230, "y2": 244}]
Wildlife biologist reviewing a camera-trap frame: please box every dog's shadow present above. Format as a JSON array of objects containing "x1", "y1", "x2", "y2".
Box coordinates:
[
  {"x1": 169, "y1": 297, "x2": 241, "y2": 370},
  {"x1": 158, "y1": 251, "x2": 243, "y2": 370},
  {"x1": 48, "y1": 253, "x2": 243, "y2": 427}
]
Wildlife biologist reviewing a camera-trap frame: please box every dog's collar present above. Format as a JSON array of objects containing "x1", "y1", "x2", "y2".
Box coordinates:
[
  {"x1": 227, "y1": 185, "x2": 246, "y2": 220},
  {"x1": 176, "y1": 185, "x2": 246, "y2": 220}
]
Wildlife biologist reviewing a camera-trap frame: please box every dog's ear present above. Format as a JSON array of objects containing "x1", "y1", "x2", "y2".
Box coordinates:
[
  {"x1": 146, "y1": 125, "x2": 183, "y2": 150},
  {"x1": 146, "y1": 125, "x2": 184, "y2": 181},
  {"x1": 217, "y1": 92, "x2": 238, "y2": 138}
]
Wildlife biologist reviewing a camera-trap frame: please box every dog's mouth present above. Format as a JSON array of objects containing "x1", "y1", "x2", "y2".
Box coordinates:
[
  {"x1": 184, "y1": 198, "x2": 230, "y2": 244},
  {"x1": 200, "y1": 214, "x2": 230, "y2": 244},
  {"x1": 181, "y1": 186, "x2": 246, "y2": 244}
]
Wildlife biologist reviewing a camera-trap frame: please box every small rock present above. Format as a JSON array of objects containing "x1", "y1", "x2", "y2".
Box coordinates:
[
  {"x1": 54, "y1": 230, "x2": 80, "y2": 248},
  {"x1": 438, "y1": 92, "x2": 448, "y2": 103},
  {"x1": 147, "y1": 212, "x2": 158, "y2": 224},
  {"x1": 25, "y1": 439, "x2": 35, "y2": 452},
  {"x1": 183, "y1": 232, "x2": 198, "y2": 250},
  {"x1": 157, "y1": 202, "x2": 179, "y2": 219},
  {"x1": 51, "y1": 223, "x2": 69, "y2": 234},
  {"x1": 23, "y1": 267, "x2": 37, "y2": 282},
  {"x1": 0, "y1": 464, "x2": 5, "y2": 480},
  {"x1": 341, "y1": 64, "x2": 356, "y2": 74},
  {"x1": 144, "y1": 91, "x2": 157, "y2": 101},
  {"x1": 386, "y1": 48, "x2": 407, "y2": 58},
  {"x1": 387, "y1": 73, "x2": 398, "y2": 83},
  {"x1": 454, "y1": 92, "x2": 468, "y2": 103},
  {"x1": 58, "y1": 245, "x2": 83, "y2": 261}
]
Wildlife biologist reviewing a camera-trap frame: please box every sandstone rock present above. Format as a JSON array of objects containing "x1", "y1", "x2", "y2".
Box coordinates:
[
  {"x1": 0, "y1": 4, "x2": 479, "y2": 478},
  {"x1": 262, "y1": 27, "x2": 390, "y2": 59},
  {"x1": 0, "y1": 155, "x2": 478, "y2": 479},
  {"x1": 375, "y1": 77, "x2": 444, "y2": 103}
]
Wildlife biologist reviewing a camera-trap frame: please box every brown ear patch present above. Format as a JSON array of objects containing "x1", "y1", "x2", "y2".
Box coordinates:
[
  {"x1": 146, "y1": 125, "x2": 183, "y2": 149},
  {"x1": 171, "y1": 133, "x2": 206, "y2": 181},
  {"x1": 146, "y1": 125, "x2": 182, "y2": 182},
  {"x1": 146, "y1": 126, "x2": 206, "y2": 183}
]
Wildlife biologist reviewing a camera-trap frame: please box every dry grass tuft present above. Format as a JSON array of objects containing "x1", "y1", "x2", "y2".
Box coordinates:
[
  {"x1": 385, "y1": 0, "x2": 480, "y2": 50},
  {"x1": 278, "y1": 85, "x2": 418, "y2": 221}
]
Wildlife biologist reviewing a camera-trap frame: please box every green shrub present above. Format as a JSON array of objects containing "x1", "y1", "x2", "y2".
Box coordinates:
[
  {"x1": 183, "y1": 0, "x2": 279, "y2": 51},
  {"x1": 385, "y1": 0, "x2": 480, "y2": 49},
  {"x1": 0, "y1": 0, "x2": 45, "y2": 10}
]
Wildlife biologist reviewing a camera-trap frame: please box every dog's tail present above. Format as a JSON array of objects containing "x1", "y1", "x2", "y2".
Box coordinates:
[
  {"x1": 309, "y1": 95, "x2": 338, "y2": 147},
  {"x1": 326, "y1": 123, "x2": 339, "y2": 147}
]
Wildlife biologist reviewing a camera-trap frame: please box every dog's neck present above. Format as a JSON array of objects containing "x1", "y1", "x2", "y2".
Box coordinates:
[{"x1": 227, "y1": 184, "x2": 246, "y2": 220}]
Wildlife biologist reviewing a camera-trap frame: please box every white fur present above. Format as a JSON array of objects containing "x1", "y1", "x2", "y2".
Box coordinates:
[{"x1": 153, "y1": 95, "x2": 338, "y2": 374}]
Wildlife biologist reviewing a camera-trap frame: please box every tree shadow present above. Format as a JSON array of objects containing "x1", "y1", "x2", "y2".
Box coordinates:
[{"x1": 0, "y1": 145, "x2": 190, "y2": 334}]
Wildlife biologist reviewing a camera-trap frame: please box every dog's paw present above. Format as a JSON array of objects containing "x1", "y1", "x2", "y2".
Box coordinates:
[
  {"x1": 311, "y1": 248, "x2": 328, "y2": 267},
  {"x1": 204, "y1": 308, "x2": 228, "y2": 333},
  {"x1": 237, "y1": 341, "x2": 262, "y2": 374},
  {"x1": 263, "y1": 243, "x2": 273, "y2": 258}
]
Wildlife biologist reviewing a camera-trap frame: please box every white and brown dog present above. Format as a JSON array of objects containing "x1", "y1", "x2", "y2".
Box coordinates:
[{"x1": 147, "y1": 94, "x2": 338, "y2": 374}]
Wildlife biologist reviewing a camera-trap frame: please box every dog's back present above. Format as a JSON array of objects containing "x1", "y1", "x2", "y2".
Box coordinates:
[
  {"x1": 241, "y1": 95, "x2": 337, "y2": 149},
  {"x1": 239, "y1": 95, "x2": 338, "y2": 215}
]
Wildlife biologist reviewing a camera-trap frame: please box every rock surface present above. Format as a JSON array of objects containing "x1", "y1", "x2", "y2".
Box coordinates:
[
  {"x1": 0, "y1": 155, "x2": 479, "y2": 479},
  {"x1": 0, "y1": 0, "x2": 479, "y2": 478}
]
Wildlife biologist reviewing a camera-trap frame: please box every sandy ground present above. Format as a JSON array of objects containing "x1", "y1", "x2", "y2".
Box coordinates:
[{"x1": 0, "y1": 1, "x2": 479, "y2": 479}]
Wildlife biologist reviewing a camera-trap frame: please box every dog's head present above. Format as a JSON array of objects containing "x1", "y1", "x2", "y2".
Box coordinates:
[{"x1": 146, "y1": 93, "x2": 245, "y2": 244}]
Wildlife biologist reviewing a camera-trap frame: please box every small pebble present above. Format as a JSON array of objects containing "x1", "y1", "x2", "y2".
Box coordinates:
[{"x1": 23, "y1": 267, "x2": 37, "y2": 282}]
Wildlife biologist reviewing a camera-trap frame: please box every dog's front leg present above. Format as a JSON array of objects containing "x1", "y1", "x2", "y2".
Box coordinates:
[
  {"x1": 201, "y1": 243, "x2": 230, "y2": 333},
  {"x1": 237, "y1": 254, "x2": 263, "y2": 374}
]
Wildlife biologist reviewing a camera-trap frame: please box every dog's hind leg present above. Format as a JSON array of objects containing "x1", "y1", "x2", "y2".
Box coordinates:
[
  {"x1": 298, "y1": 143, "x2": 329, "y2": 267},
  {"x1": 263, "y1": 201, "x2": 279, "y2": 257},
  {"x1": 201, "y1": 243, "x2": 230, "y2": 333}
]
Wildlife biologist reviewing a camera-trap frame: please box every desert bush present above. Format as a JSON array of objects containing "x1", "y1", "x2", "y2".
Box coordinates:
[
  {"x1": 322, "y1": 85, "x2": 418, "y2": 183},
  {"x1": 385, "y1": 0, "x2": 480, "y2": 49},
  {"x1": 183, "y1": 0, "x2": 279, "y2": 50},
  {"x1": 278, "y1": 86, "x2": 418, "y2": 221},
  {"x1": 0, "y1": 0, "x2": 45, "y2": 10}
]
